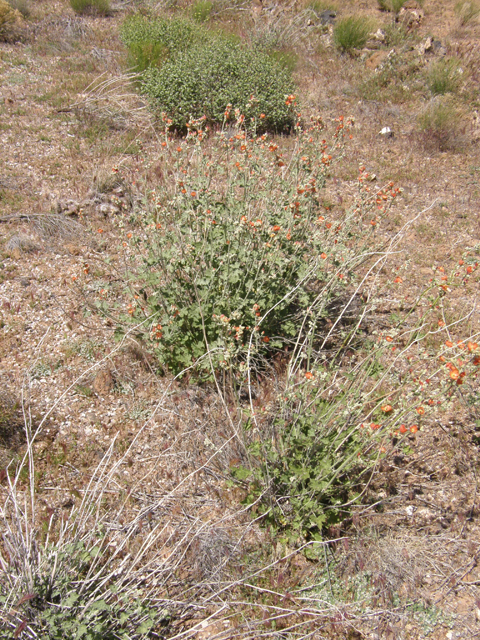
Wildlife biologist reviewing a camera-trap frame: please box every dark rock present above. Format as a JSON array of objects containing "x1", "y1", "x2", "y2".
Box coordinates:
[{"x1": 320, "y1": 10, "x2": 336, "y2": 25}]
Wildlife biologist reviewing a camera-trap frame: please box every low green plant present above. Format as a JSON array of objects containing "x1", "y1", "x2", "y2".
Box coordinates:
[
  {"x1": 120, "y1": 15, "x2": 202, "y2": 71},
  {"x1": 427, "y1": 58, "x2": 462, "y2": 96},
  {"x1": 69, "y1": 0, "x2": 111, "y2": 16},
  {"x1": 141, "y1": 38, "x2": 295, "y2": 132},
  {"x1": 234, "y1": 263, "x2": 480, "y2": 544},
  {"x1": 191, "y1": 0, "x2": 213, "y2": 22},
  {"x1": 333, "y1": 16, "x2": 374, "y2": 54},
  {"x1": 454, "y1": 0, "x2": 480, "y2": 24}
]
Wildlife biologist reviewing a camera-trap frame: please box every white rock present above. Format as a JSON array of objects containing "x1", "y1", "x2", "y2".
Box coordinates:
[{"x1": 380, "y1": 126, "x2": 394, "y2": 138}]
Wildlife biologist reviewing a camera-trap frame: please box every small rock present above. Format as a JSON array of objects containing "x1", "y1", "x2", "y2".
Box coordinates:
[
  {"x1": 99, "y1": 203, "x2": 119, "y2": 216},
  {"x1": 379, "y1": 126, "x2": 394, "y2": 138},
  {"x1": 397, "y1": 0, "x2": 424, "y2": 30},
  {"x1": 416, "y1": 36, "x2": 434, "y2": 55},
  {"x1": 20, "y1": 278, "x2": 30, "y2": 287},
  {"x1": 319, "y1": 9, "x2": 336, "y2": 25},
  {"x1": 56, "y1": 199, "x2": 81, "y2": 216},
  {"x1": 374, "y1": 28, "x2": 386, "y2": 43},
  {"x1": 475, "y1": 608, "x2": 480, "y2": 622}
]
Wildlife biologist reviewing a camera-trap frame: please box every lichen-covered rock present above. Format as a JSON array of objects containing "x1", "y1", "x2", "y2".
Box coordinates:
[{"x1": 0, "y1": 0, "x2": 24, "y2": 41}]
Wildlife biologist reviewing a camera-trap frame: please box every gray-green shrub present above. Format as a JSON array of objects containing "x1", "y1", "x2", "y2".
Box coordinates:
[{"x1": 142, "y1": 38, "x2": 295, "y2": 132}]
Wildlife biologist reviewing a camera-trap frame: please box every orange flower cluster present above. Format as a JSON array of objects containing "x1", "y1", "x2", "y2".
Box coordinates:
[{"x1": 150, "y1": 323, "x2": 163, "y2": 340}]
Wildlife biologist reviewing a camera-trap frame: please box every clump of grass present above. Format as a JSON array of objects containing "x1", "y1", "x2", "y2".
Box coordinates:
[
  {"x1": 383, "y1": 21, "x2": 409, "y2": 46},
  {"x1": 454, "y1": 0, "x2": 480, "y2": 24},
  {"x1": 427, "y1": 58, "x2": 462, "y2": 96},
  {"x1": 418, "y1": 98, "x2": 465, "y2": 152},
  {"x1": 333, "y1": 15, "x2": 374, "y2": 54},
  {"x1": 69, "y1": 0, "x2": 111, "y2": 17}
]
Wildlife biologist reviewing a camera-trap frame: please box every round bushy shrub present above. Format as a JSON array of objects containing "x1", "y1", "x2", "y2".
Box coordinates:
[{"x1": 142, "y1": 38, "x2": 295, "y2": 132}]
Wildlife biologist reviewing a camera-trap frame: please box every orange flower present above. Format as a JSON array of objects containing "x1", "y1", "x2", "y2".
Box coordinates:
[
  {"x1": 416, "y1": 407, "x2": 425, "y2": 415},
  {"x1": 473, "y1": 356, "x2": 480, "y2": 366},
  {"x1": 410, "y1": 425, "x2": 418, "y2": 434},
  {"x1": 325, "y1": 222, "x2": 332, "y2": 229},
  {"x1": 370, "y1": 423, "x2": 380, "y2": 430},
  {"x1": 260, "y1": 113, "x2": 265, "y2": 119},
  {"x1": 381, "y1": 404, "x2": 393, "y2": 413},
  {"x1": 305, "y1": 372, "x2": 313, "y2": 380},
  {"x1": 320, "y1": 253, "x2": 327, "y2": 260},
  {"x1": 399, "y1": 424, "x2": 407, "y2": 434},
  {"x1": 449, "y1": 368, "x2": 460, "y2": 380},
  {"x1": 394, "y1": 276, "x2": 403, "y2": 283},
  {"x1": 467, "y1": 265, "x2": 474, "y2": 274},
  {"x1": 467, "y1": 341, "x2": 478, "y2": 352},
  {"x1": 385, "y1": 336, "x2": 393, "y2": 343},
  {"x1": 445, "y1": 340, "x2": 453, "y2": 348},
  {"x1": 97, "y1": 228, "x2": 103, "y2": 233},
  {"x1": 438, "y1": 320, "x2": 445, "y2": 327},
  {"x1": 272, "y1": 225, "x2": 281, "y2": 232},
  {"x1": 191, "y1": 191, "x2": 196, "y2": 197},
  {"x1": 262, "y1": 336, "x2": 270, "y2": 343}
]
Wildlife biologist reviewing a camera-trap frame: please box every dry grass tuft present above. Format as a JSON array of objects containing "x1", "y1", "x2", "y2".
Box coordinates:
[{"x1": 5, "y1": 233, "x2": 39, "y2": 255}]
